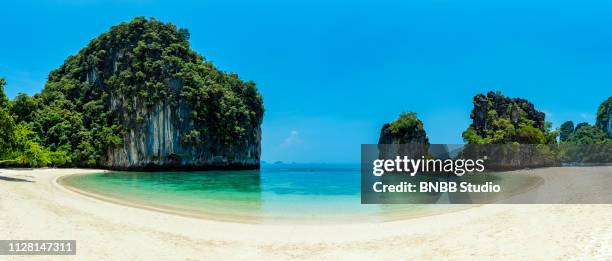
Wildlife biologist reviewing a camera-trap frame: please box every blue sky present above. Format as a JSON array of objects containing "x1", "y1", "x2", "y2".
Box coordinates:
[{"x1": 1, "y1": 0, "x2": 611, "y2": 163}]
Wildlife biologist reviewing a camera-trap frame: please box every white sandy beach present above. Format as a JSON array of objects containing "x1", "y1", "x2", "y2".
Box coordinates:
[{"x1": 1, "y1": 168, "x2": 611, "y2": 260}]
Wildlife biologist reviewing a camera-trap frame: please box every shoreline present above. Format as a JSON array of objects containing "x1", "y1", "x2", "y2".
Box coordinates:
[
  {"x1": 56, "y1": 171, "x2": 478, "y2": 225},
  {"x1": 55, "y1": 167, "x2": 548, "y2": 224},
  {"x1": 56, "y1": 172, "x2": 268, "y2": 225},
  {"x1": 1, "y1": 168, "x2": 611, "y2": 259}
]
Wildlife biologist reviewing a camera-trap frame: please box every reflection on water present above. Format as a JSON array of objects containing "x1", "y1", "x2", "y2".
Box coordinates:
[{"x1": 60, "y1": 164, "x2": 464, "y2": 223}]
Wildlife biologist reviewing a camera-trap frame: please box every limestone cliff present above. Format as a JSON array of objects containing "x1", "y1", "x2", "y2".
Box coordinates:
[
  {"x1": 471, "y1": 92, "x2": 545, "y2": 133},
  {"x1": 378, "y1": 112, "x2": 429, "y2": 158},
  {"x1": 463, "y1": 91, "x2": 555, "y2": 144},
  {"x1": 36, "y1": 17, "x2": 263, "y2": 170},
  {"x1": 378, "y1": 112, "x2": 429, "y2": 145},
  {"x1": 461, "y1": 91, "x2": 559, "y2": 168},
  {"x1": 102, "y1": 96, "x2": 261, "y2": 170}
]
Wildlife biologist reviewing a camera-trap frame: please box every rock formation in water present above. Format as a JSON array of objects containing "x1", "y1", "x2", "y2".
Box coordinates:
[
  {"x1": 26, "y1": 17, "x2": 264, "y2": 170},
  {"x1": 458, "y1": 92, "x2": 562, "y2": 169},
  {"x1": 378, "y1": 112, "x2": 429, "y2": 158},
  {"x1": 596, "y1": 97, "x2": 612, "y2": 137},
  {"x1": 378, "y1": 112, "x2": 429, "y2": 144},
  {"x1": 462, "y1": 91, "x2": 555, "y2": 144}
]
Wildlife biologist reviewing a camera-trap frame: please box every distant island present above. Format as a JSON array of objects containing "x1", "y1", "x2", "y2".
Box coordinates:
[{"x1": 0, "y1": 17, "x2": 264, "y2": 170}]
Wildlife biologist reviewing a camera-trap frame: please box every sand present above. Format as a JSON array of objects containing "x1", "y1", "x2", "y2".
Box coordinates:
[{"x1": 1, "y1": 168, "x2": 611, "y2": 260}]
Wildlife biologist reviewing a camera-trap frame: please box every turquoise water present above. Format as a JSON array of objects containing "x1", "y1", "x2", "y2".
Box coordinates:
[{"x1": 60, "y1": 164, "x2": 458, "y2": 223}]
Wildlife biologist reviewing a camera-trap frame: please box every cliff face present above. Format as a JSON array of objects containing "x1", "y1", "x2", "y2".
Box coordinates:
[
  {"x1": 36, "y1": 17, "x2": 263, "y2": 170},
  {"x1": 460, "y1": 92, "x2": 560, "y2": 168},
  {"x1": 102, "y1": 95, "x2": 261, "y2": 170},
  {"x1": 378, "y1": 123, "x2": 428, "y2": 144},
  {"x1": 470, "y1": 91, "x2": 545, "y2": 133},
  {"x1": 463, "y1": 91, "x2": 555, "y2": 144},
  {"x1": 596, "y1": 97, "x2": 612, "y2": 137}
]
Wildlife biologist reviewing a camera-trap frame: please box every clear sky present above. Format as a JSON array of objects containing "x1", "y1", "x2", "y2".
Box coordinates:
[{"x1": 1, "y1": 0, "x2": 611, "y2": 163}]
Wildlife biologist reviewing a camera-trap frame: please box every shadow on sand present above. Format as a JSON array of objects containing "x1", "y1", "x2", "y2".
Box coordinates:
[{"x1": 0, "y1": 175, "x2": 34, "y2": 183}]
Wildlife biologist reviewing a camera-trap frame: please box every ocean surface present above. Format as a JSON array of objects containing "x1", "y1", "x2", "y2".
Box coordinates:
[{"x1": 59, "y1": 164, "x2": 463, "y2": 223}]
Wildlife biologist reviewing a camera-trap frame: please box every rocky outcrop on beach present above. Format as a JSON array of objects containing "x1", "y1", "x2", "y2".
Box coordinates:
[
  {"x1": 460, "y1": 91, "x2": 559, "y2": 169},
  {"x1": 101, "y1": 98, "x2": 262, "y2": 170},
  {"x1": 378, "y1": 112, "x2": 429, "y2": 145},
  {"x1": 29, "y1": 17, "x2": 264, "y2": 170},
  {"x1": 471, "y1": 91, "x2": 545, "y2": 135},
  {"x1": 378, "y1": 112, "x2": 429, "y2": 158},
  {"x1": 462, "y1": 91, "x2": 555, "y2": 144}
]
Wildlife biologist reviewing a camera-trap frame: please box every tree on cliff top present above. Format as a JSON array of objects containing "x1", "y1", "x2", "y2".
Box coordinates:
[
  {"x1": 15, "y1": 17, "x2": 264, "y2": 167},
  {"x1": 462, "y1": 91, "x2": 557, "y2": 144},
  {"x1": 378, "y1": 112, "x2": 429, "y2": 145},
  {"x1": 388, "y1": 112, "x2": 429, "y2": 144},
  {"x1": 377, "y1": 112, "x2": 429, "y2": 160}
]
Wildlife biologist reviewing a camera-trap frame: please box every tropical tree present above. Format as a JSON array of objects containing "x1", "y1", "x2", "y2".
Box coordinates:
[{"x1": 559, "y1": 121, "x2": 574, "y2": 142}]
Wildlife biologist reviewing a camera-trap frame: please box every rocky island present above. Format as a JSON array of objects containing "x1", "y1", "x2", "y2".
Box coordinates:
[
  {"x1": 378, "y1": 112, "x2": 430, "y2": 158},
  {"x1": 462, "y1": 91, "x2": 556, "y2": 144},
  {"x1": 2, "y1": 17, "x2": 264, "y2": 170},
  {"x1": 378, "y1": 112, "x2": 429, "y2": 145}
]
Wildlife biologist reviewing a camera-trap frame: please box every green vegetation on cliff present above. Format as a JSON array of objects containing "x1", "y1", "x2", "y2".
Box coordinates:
[
  {"x1": 1, "y1": 17, "x2": 264, "y2": 168},
  {"x1": 559, "y1": 97, "x2": 612, "y2": 145},
  {"x1": 388, "y1": 112, "x2": 429, "y2": 144},
  {"x1": 568, "y1": 124, "x2": 610, "y2": 144},
  {"x1": 559, "y1": 121, "x2": 611, "y2": 145},
  {"x1": 462, "y1": 91, "x2": 557, "y2": 144},
  {"x1": 377, "y1": 112, "x2": 430, "y2": 160},
  {"x1": 379, "y1": 112, "x2": 429, "y2": 144}
]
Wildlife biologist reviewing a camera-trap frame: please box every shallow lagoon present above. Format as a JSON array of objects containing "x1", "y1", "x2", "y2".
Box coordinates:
[{"x1": 60, "y1": 164, "x2": 477, "y2": 223}]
